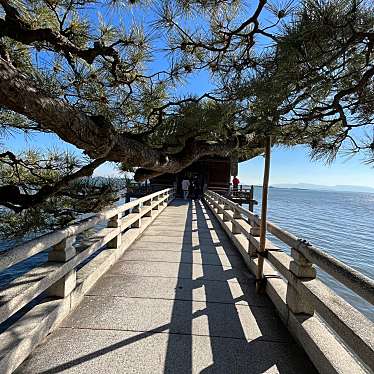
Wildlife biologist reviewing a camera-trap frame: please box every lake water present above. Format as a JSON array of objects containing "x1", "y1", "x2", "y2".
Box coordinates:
[
  {"x1": 0, "y1": 188, "x2": 373, "y2": 321},
  {"x1": 249, "y1": 187, "x2": 374, "y2": 320}
]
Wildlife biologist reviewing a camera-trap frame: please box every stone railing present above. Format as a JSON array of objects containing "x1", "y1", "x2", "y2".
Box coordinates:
[
  {"x1": 0, "y1": 188, "x2": 175, "y2": 373},
  {"x1": 204, "y1": 190, "x2": 374, "y2": 374}
]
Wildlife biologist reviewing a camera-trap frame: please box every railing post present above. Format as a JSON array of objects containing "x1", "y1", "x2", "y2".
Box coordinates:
[
  {"x1": 222, "y1": 199, "x2": 231, "y2": 222},
  {"x1": 152, "y1": 194, "x2": 160, "y2": 210},
  {"x1": 223, "y1": 201, "x2": 231, "y2": 210},
  {"x1": 217, "y1": 196, "x2": 223, "y2": 214},
  {"x1": 286, "y1": 247, "x2": 316, "y2": 315},
  {"x1": 159, "y1": 192, "x2": 165, "y2": 207},
  {"x1": 232, "y1": 208, "x2": 242, "y2": 234},
  {"x1": 216, "y1": 197, "x2": 223, "y2": 214},
  {"x1": 107, "y1": 213, "x2": 122, "y2": 249},
  {"x1": 210, "y1": 193, "x2": 219, "y2": 214},
  {"x1": 47, "y1": 236, "x2": 77, "y2": 298},
  {"x1": 144, "y1": 198, "x2": 153, "y2": 217},
  {"x1": 132, "y1": 203, "x2": 141, "y2": 228},
  {"x1": 48, "y1": 236, "x2": 76, "y2": 262},
  {"x1": 248, "y1": 215, "x2": 260, "y2": 258},
  {"x1": 248, "y1": 185, "x2": 254, "y2": 212},
  {"x1": 220, "y1": 197, "x2": 226, "y2": 209},
  {"x1": 248, "y1": 213, "x2": 258, "y2": 228},
  {"x1": 164, "y1": 191, "x2": 168, "y2": 205}
]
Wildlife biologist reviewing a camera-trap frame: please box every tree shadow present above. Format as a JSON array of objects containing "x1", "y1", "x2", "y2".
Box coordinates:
[
  {"x1": 163, "y1": 200, "x2": 193, "y2": 374},
  {"x1": 191, "y1": 201, "x2": 295, "y2": 373},
  {"x1": 17, "y1": 199, "x2": 316, "y2": 374}
]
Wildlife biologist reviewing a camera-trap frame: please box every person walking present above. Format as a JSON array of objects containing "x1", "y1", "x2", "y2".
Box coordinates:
[
  {"x1": 232, "y1": 175, "x2": 240, "y2": 192},
  {"x1": 192, "y1": 176, "x2": 201, "y2": 200},
  {"x1": 181, "y1": 177, "x2": 190, "y2": 200}
]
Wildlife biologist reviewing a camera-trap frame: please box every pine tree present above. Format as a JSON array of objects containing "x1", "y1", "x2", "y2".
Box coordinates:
[{"x1": 0, "y1": 0, "x2": 373, "y2": 237}]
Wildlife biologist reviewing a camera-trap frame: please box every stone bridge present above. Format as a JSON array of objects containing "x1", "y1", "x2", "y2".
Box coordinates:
[{"x1": 0, "y1": 189, "x2": 373, "y2": 373}]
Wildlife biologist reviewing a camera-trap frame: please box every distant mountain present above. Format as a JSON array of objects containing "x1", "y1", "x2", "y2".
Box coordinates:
[{"x1": 271, "y1": 183, "x2": 374, "y2": 193}]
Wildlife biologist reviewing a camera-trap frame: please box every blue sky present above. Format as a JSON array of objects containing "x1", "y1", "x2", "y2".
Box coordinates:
[
  {"x1": 239, "y1": 146, "x2": 374, "y2": 187},
  {"x1": 4, "y1": 2, "x2": 374, "y2": 188}
]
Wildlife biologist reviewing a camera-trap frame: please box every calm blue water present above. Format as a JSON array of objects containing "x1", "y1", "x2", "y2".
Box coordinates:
[
  {"x1": 0, "y1": 189, "x2": 373, "y2": 321},
  {"x1": 250, "y1": 187, "x2": 374, "y2": 320}
]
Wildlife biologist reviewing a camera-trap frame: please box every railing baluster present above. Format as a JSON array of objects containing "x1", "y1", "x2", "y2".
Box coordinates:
[
  {"x1": 107, "y1": 213, "x2": 122, "y2": 249},
  {"x1": 48, "y1": 236, "x2": 76, "y2": 262},
  {"x1": 232, "y1": 207, "x2": 242, "y2": 234},
  {"x1": 132, "y1": 203, "x2": 141, "y2": 228},
  {"x1": 143, "y1": 198, "x2": 153, "y2": 217},
  {"x1": 47, "y1": 236, "x2": 77, "y2": 298},
  {"x1": 286, "y1": 248, "x2": 317, "y2": 315},
  {"x1": 152, "y1": 194, "x2": 159, "y2": 210},
  {"x1": 248, "y1": 214, "x2": 260, "y2": 258},
  {"x1": 222, "y1": 209, "x2": 230, "y2": 222},
  {"x1": 0, "y1": 187, "x2": 176, "y2": 373},
  {"x1": 202, "y1": 189, "x2": 374, "y2": 372}
]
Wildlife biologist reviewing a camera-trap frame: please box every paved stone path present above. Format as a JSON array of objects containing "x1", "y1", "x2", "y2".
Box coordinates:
[{"x1": 18, "y1": 200, "x2": 316, "y2": 374}]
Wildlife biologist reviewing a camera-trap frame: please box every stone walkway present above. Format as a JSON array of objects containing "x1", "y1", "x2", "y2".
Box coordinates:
[{"x1": 17, "y1": 200, "x2": 316, "y2": 374}]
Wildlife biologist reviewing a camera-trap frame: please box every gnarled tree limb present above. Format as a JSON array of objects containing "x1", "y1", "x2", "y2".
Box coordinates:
[{"x1": 0, "y1": 157, "x2": 107, "y2": 212}]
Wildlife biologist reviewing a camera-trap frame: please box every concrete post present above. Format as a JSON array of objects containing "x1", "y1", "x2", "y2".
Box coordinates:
[
  {"x1": 152, "y1": 195, "x2": 159, "y2": 210},
  {"x1": 232, "y1": 208, "x2": 242, "y2": 234},
  {"x1": 132, "y1": 204, "x2": 141, "y2": 228},
  {"x1": 144, "y1": 199, "x2": 153, "y2": 217},
  {"x1": 215, "y1": 197, "x2": 223, "y2": 215},
  {"x1": 217, "y1": 204, "x2": 224, "y2": 215},
  {"x1": 159, "y1": 192, "x2": 165, "y2": 206},
  {"x1": 248, "y1": 227, "x2": 260, "y2": 258},
  {"x1": 48, "y1": 236, "x2": 76, "y2": 262},
  {"x1": 222, "y1": 212, "x2": 230, "y2": 222},
  {"x1": 247, "y1": 214, "x2": 260, "y2": 258},
  {"x1": 286, "y1": 247, "x2": 316, "y2": 315},
  {"x1": 249, "y1": 214, "x2": 259, "y2": 228},
  {"x1": 216, "y1": 197, "x2": 224, "y2": 215},
  {"x1": 222, "y1": 200, "x2": 231, "y2": 222},
  {"x1": 107, "y1": 213, "x2": 122, "y2": 249},
  {"x1": 250, "y1": 226, "x2": 261, "y2": 236},
  {"x1": 47, "y1": 236, "x2": 77, "y2": 298},
  {"x1": 210, "y1": 199, "x2": 217, "y2": 215}
]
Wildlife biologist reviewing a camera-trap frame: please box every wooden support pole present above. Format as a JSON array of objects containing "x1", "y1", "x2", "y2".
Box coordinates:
[
  {"x1": 256, "y1": 135, "x2": 272, "y2": 293},
  {"x1": 248, "y1": 185, "x2": 254, "y2": 212}
]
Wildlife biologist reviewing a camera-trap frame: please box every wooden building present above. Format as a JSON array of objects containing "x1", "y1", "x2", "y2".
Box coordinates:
[
  {"x1": 150, "y1": 156, "x2": 236, "y2": 196},
  {"x1": 126, "y1": 156, "x2": 256, "y2": 208}
]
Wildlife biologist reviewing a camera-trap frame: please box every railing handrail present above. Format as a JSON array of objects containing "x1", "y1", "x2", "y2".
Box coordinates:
[
  {"x1": 0, "y1": 188, "x2": 173, "y2": 272},
  {"x1": 206, "y1": 190, "x2": 374, "y2": 305},
  {"x1": 204, "y1": 189, "x2": 374, "y2": 372},
  {"x1": 0, "y1": 188, "x2": 176, "y2": 373}
]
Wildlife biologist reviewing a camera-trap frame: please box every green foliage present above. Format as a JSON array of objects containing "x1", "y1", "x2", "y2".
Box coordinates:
[
  {"x1": 0, "y1": 149, "x2": 124, "y2": 238},
  {"x1": 0, "y1": 178, "x2": 120, "y2": 239},
  {"x1": 148, "y1": 100, "x2": 239, "y2": 151},
  {"x1": 0, "y1": 149, "x2": 79, "y2": 189},
  {"x1": 0, "y1": 0, "x2": 373, "y2": 238}
]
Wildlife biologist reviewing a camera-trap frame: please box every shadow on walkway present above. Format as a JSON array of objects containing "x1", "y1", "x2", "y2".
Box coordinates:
[{"x1": 17, "y1": 199, "x2": 316, "y2": 374}]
